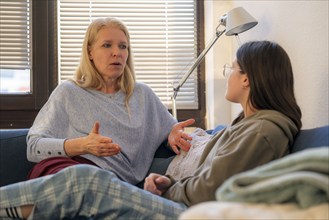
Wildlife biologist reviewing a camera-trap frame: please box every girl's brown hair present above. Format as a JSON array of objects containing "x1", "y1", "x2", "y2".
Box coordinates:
[{"x1": 232, "y1": 41, "x2": 302, "y2": 130}]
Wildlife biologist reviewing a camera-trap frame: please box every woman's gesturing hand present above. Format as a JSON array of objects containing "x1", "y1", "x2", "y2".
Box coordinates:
[
  {"x1": 168, "y1": 118, "x2": 195, "y2": 154},
  {"x1": 83, "y1": 121, "x2": 121, "y2": 156},
  {"x1": 64, "y1": 121, "x2": 121, "y2": 157}
]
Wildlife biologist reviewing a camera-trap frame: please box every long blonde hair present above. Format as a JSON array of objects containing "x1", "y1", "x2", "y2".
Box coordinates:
[{"x1": 74, "y1": 17, "x2": 135, "y2": 109}]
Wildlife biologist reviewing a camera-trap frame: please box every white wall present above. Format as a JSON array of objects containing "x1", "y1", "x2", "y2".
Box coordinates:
[{"x1": 205, "y1": 0, "x2": 329, "y2": 129}]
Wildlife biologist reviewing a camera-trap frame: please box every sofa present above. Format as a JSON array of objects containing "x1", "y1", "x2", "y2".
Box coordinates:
[
  {"x1": 1, "y1": 125, "x2": 329, "y2": 187},
  {"x1": 0, "y1": 125, "x2": 328, "y2": 218}
]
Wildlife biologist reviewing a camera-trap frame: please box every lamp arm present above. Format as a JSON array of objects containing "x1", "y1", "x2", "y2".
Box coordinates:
[{"x1": 171, "y1": 28, "x2": 226, "y2": 118}]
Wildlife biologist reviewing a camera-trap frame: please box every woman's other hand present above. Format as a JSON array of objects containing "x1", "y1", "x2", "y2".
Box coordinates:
[
  {"x1": 64, "y1": 121, "x2": 121, "y2": 157},
  {"x1": 168, "y1": 118, "x2": 195, "y2": 154},
  {"x1": 84, "y1": 121, "x2": 121, "y2": 156}
]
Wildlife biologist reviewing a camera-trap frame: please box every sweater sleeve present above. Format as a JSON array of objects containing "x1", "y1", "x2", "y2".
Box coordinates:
[
  {"x1": 140, "y1": 82, "x2": 177, "y2": 141},
  {"x1": 163, "y1": 131, "x2": 280, "y2": 206},
  {"x1": 27, "y1": 84, "x2": 70, "y2": 162}
]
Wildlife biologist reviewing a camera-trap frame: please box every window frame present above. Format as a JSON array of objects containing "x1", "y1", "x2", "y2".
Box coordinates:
[
  {"x1": 0, "y1": 1, "x2": 57, "y2": 128},
  {"x1": 174, "y1": 0, "x2": 205, "y2": 128},
  {"x1": 0, "y1": 0, "x2": 205, "y2": 129}
]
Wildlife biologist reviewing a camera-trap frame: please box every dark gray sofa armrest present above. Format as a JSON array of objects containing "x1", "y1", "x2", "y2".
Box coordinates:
[{"x1": 0, "y1": 129, "x2": 36, "y2": 187}]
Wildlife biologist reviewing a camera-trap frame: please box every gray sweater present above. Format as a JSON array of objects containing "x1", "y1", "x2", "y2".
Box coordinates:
[{"x1": 27, "y1": 80, "x2": 177, "y2": 184}]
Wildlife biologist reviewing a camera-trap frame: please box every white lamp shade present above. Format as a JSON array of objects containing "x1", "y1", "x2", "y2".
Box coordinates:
[{"x1": 225, "y1": 7, "x2": 258, "y2": 36}]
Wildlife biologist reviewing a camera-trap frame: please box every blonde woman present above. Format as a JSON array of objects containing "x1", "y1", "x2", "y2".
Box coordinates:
[{"x1": 25, "y1": 17, "x2": 192, "y2": 185}]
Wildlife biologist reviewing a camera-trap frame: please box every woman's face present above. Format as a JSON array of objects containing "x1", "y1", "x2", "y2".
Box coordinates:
[
  {"x1": 225, "y1": 59, "x2": 248, "y2": 104},
  {"x1": 89, "y1": 26, "x2": 129, "y2": 82}
]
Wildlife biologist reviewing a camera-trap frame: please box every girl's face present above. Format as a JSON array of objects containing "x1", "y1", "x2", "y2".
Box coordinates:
[
  {"x1": 224, "y1": 59, "x2": 249, "y2": 104},
  {"x1": 89, "y1": 26, "x2": 129, "y2": 82}
]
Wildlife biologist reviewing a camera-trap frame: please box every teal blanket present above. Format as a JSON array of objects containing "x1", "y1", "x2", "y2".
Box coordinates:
[{"x1": 216, "y1": 147, "x2": 329, "y2": 208}]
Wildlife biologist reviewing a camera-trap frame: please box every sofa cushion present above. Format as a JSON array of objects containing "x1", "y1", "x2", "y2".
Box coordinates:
[
  {"x1": 292, "y1": 125, "x2": 329, "y2": 153},
  {"x1": 0, "y1": 129, "x2": 36, "y2": 187}
]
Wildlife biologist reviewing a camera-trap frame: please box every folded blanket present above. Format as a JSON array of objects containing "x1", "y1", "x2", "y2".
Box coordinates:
[
  {"x1": 216, "y1": 147, "x2": 329, "y2": 208},
  {"x1": 179, "y1": 201, "x2": 329, "y2": 220}
]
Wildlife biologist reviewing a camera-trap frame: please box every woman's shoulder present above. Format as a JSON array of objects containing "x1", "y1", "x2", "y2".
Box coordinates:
[
  {"x1": 132, "y1": 81, "x2": 165, "y2": 105},
  {"x1": 134, "y1": 81, "x2": 150, "y2": 89},
  {"x1": 49, "y1": 80, "x2": 82, "y2": 99},
  {"x1": 134, "y1": 81, "x2": 155, "y2": 94},
  {"x1": 58, "y1": 80, "x2": 79, "y2": 90},
  {"x1": 54, "y1": 80, "x2": 81, "y2": 93}
]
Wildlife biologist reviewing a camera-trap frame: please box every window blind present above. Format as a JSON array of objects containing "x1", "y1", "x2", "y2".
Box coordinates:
[
  {"x1": 0, "y1": 0, "x2": 31, "y2": 93},
  {"x1": 0, "y1": 0, "x2": 31, "y2": 70},
  {"x1": 58, "y1": 0, "x2": 198, "y2": 109}
]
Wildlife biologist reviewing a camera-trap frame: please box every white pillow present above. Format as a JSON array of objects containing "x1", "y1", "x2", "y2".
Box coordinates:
[{"x1": 166, "y1": 128, "x2": 213, "y2": 179}]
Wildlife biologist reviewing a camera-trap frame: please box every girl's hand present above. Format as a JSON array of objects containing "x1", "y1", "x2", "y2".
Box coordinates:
[{"x1": 144, "y1": 173, "x2": 172, "y2": 196}]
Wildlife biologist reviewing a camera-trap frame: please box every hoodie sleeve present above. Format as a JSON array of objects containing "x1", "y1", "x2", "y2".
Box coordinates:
[{"x1": 163, "y1": 125, "x2": 289, "y2": 206}]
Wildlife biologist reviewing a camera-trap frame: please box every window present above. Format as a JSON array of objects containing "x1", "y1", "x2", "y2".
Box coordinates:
[
  {"x1": 0, "y1": 0, "x2": 31, "y2": 94},
  {"x1": 0, "y1": 1, "x2": 55, "y2": 128},
  {"x1": 58, "y1": 0, "x2": 202, "y2": 110},
  {"x1": 0, "y1": 0, "x2": 205, "y2": 128}
]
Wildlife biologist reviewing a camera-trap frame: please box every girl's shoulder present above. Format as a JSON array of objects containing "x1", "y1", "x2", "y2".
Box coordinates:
[{"x1": 233, "y1": 110, "x2": 297, "y2": 135}]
